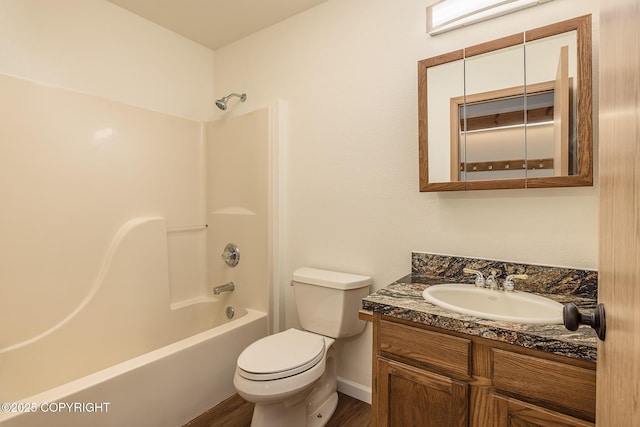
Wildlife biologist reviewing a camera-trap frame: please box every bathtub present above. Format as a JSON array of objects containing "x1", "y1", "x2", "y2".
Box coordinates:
[
  {"x1": 0, "y1": 307, "x2": 268, "y2": 426},
  {"x1": 0, "y1": 218, "x2": 269, "y2": 426}
]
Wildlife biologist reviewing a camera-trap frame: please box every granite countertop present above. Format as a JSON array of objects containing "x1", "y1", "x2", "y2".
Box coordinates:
[{"x1": 362, "y1": 274, "x2": 598, "y2": 362}]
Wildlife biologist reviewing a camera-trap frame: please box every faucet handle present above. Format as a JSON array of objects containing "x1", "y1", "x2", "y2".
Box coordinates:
[
  {"x1": 463, "y1": 268, "x2": 485, "y2": 287},
  {"x1": 221, "y1": 243, "x2": 240, "y2": 267},
  {"x1": 503, "y1": 274, "x2": 528, "y2": 292}
]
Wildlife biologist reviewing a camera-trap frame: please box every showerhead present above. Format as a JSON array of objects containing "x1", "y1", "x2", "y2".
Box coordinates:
[
  {"x1": 215, "y1": 99, "x2": 227, "y2": 110},
  {"x1": 215, "y1": 93, "x2": 247, "y2": 110}
]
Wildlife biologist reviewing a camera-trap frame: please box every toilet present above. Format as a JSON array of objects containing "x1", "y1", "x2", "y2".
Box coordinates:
[{"x1": 233, "y1": 267, "x2": 372, "y2": 427}]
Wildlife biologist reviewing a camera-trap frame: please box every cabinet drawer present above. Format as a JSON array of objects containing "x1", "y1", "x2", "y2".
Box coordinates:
[
  {"x1": 492, "y1": 349, "x2": 596, "y2": 421},
  {"x1": 493, "y1": 393, "x2": 594, "y2": 427},
  {"x1": 378, "y1": 318, "x2": 471, "y2": 378}
]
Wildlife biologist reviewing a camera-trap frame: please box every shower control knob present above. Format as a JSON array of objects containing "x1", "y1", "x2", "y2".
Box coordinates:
[
  {"x1": 563, "y1": 303, "x2": 606, "y2": 341},
  {"x1": 221, "y1": 243, "x2": 240, "y2": 267}
]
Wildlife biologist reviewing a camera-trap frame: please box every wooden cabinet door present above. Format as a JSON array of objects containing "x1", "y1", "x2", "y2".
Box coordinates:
[
  {"x1": 377, "y1": 358, "x2": 468, "y2": 427},
  {"x1": 492, "y1": 394, "x2": 593, "y2": 427}
]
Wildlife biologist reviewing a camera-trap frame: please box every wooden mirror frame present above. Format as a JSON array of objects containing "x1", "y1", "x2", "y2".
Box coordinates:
[{"x1": 418, "y1": 15, "x2": 592, "y2": 192}]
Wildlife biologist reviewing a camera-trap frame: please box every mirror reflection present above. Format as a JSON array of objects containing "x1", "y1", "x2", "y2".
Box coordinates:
[
  {"x1": 461, "y1": 42, "x2": 526, "y2": 182},
  {"x1": 426, "y1": 55, "x2": 464, "y2": 185},
  {"x1": 418, "y1": 15, "x2": 592, "y2": 192}
]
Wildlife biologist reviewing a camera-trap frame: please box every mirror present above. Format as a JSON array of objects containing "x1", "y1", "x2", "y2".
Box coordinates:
[{"x1": 418, "y1": 15, "x2": 592, "y2": 192}]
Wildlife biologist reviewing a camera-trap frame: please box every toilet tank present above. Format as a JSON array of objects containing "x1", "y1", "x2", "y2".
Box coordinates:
[{"x1": 292, "y1": 267, "x2": 372, "y2": 339}]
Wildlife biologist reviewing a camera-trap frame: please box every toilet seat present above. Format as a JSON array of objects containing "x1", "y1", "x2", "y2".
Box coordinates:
[{"x1": 237, "y1": 329, "x2": 325, "y2": 381}]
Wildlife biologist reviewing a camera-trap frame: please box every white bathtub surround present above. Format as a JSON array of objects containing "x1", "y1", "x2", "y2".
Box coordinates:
[
  {"x1": 0, "y1": 217, "x2": 234, "y2": 402},
  {"x1": 206, "y1": 108, "x2": 273, "y2": 317},
  {"x1": 0, "y1": 70, "x2": 277, "y2": 425},
  {"x1": 0, "y1": 74, "x2": 207, "y2": 351}
]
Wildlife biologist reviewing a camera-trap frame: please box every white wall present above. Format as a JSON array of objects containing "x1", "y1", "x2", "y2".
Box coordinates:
[
  {"x1": 213, "y1": 0, "x2": 600, "y2": 391},
  {"x1": 0, "y1": 0, "x2": 215, "y2": 120}
]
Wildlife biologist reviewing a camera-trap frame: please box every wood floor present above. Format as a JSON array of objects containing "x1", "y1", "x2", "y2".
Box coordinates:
[{"x1": 185, "y1": 392, "x2": 371, "y2": 427}]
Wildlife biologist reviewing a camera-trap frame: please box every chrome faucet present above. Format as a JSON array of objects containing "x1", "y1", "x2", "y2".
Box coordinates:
[
  {"x1": 213, "y1": 281, "x2": 235, "y2": 295},
  {"x1": 465, "y1": 268, "x2": 528, "y2": 292},
  {"x1": 485, "y1": 270, "x2": 499, "y2": 290},
  {"x1": 503, "y1": 274, "x2": 528, "y2": 292}
]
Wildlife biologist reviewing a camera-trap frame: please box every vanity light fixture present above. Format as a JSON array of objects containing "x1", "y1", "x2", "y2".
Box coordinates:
[{"x1": 427, "y1": 0, "x2": 556, "y2": 35}]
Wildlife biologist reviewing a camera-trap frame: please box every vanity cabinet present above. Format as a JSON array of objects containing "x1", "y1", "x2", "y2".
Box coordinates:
[{"x1": 371, "y1": 313, "x2": 596, "y2": 427}]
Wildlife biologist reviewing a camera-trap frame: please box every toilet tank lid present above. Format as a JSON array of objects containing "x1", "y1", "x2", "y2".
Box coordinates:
[{"x1": 292, "y1": 267, "x2": 372, "y2": 290}]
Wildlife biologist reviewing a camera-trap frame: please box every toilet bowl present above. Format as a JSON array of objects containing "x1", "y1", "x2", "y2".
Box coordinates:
[
  {"x1": 234, "y1": 329, "x2": 337, "y2": 426},
  {"x1": 233, "y1": 267, "x2": 372, "y2": 427}
]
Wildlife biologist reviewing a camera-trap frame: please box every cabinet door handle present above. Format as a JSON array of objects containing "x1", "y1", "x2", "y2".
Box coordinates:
[{"x1": 563, "y1": 303, "x2": 606, "y2": 341}]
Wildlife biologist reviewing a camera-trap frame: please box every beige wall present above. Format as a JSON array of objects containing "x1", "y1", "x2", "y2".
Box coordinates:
[
  {"x1": 213, "y1": 0, "x2": 600, "y2": 393},
  {"x1": 0, "y1": 0, "x2": 215, "y2": 120}
]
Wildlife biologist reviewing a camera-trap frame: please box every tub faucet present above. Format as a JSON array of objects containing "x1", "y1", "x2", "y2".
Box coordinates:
[{"x1": 213, "y1": 282, "x2": 235, "y2": 295}]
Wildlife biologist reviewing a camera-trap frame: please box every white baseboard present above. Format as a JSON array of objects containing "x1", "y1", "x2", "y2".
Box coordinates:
[{"x1": 336, "y1": 376, "x2": 371, "y2": 404}]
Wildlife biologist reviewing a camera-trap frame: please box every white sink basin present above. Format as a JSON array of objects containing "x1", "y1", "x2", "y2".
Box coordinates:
[{"x1": 422, "y1": 283, "x2": 563, "y2": 324}]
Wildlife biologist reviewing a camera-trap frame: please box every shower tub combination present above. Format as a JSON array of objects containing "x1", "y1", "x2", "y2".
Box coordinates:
[{"x1": 0, "y1": 218, "x2": 268, "y2": 427}]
